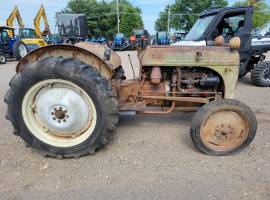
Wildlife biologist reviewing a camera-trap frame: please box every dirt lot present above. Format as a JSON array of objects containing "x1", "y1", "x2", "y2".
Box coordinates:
[{"x1": 0, "y1": 60, "x2": 270, "y2": 200}]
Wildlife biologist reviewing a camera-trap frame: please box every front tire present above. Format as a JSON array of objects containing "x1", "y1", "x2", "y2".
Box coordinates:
[
  {"x1": 0, "y1": 53, "x2": 6, "y2": 64},
  {"x1": 251, "y1": 61, "x2": 270, "y2": 87},
  {"x1": 5, "y1": 57, "x2": 118, "y2": 158},
  {"x1": 13, "y1": 40, "x2": 28, "y2": 61},
  {"x1": 190, "y1": 99, "x2": 257, "y2": 156}
]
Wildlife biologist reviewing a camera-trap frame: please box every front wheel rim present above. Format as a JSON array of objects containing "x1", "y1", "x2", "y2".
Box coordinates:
[
  {"x1": 22, "y1": 79, "x2": 97, "y2": 147},
  {"x1": 200, "y1": 110, "x2": 249, "y2": 152},
  {"x1": 0, "y1": 55, "x2": 6, "y2": 63},
  {"x1": 262, "y1": 67, "x2": 270, "y2": 82},
  {"x1": 18, "y1": 44, "x2": 27, "y2": 57}
]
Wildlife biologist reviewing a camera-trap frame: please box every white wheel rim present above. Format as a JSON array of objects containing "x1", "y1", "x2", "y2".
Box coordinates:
[
  {"x1": 22, "y1": 79, "x2": 97, "y2": 147},
  {"x1": 0, "y1": 55, "x2": 5, "y2": 63},
  {"x1": 262, "y1": 68, "x2": 270, "y2": 82},
  {"x1": 18, "y1": 44, "x2": 27, "y2": 57}
]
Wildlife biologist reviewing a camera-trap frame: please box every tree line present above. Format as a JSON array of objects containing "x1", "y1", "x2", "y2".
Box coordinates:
[
  {"x1": 64, "y1": 0, "x2": 270, "y2": 38},
  {"x1": 155, "y1": 0, "x2": 270, "y2": 32},
  {"x1": 64, "y1": 0, "x2": 144, "y2": 39}
]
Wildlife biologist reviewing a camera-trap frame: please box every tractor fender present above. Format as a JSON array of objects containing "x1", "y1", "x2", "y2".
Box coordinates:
[{"x1": 16, "y1": 43, "x2": 122, "y2": 79}]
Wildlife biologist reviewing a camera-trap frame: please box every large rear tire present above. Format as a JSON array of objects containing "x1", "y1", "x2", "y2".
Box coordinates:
[
  {"x1": 251, "y1": 61, "x2": 270, "y2": 87},
  {"x1": 190, "y1": 99, "x2": 257, "y2": 156},
  {"x1": 13, "y1": 40, "x2": 28, "y2": 61},
  {"x1": 5, "y1": 57, "x2": 118, "y2": 158}
]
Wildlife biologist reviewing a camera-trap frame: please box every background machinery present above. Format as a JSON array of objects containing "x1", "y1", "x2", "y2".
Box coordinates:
[
  {"x1": 6, "y1": 6, "x2": 47, "y2": 60},
  {"x1": 0, "y1": 26, "x2": 20, "y2": 62},
  {"x1": 34, "y1": 4, "x2": 51, "y2": 43},
  {"x1": 111, "y1": 33, "x2": 128, "y2": 50},
  {"x1": 0, "y1": 27, "x2": 8, "y2": 64},
  {"x1": 56, "y1": 13, "x2": 87, "y2": 44},
  {"x1": 129, "y1": 29, "x2": 150, "y2": 48},
  {"x1": 174, "y1": 31, "x2": 187, "y2": 42},
  {"x1": 173, "y1": 4, "x2": 270, "y2": 87},
  {"x1": 154, "y1": 31, "x2": 170, "y2": 45}
]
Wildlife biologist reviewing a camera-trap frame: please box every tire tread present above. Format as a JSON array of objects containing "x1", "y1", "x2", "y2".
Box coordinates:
[
  {"x1": 251, "y1": 61, "x2": 270, "y2": 87},
  {"x1": 5, "y1": 56, "x2": 118, "y2": 159}
]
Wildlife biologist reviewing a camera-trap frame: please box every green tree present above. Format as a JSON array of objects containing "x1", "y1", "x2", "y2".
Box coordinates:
[
  {"x1": 233, "y1": 0, "x2": 270, "y2": 28},
  {"x1": 155, "y1": 5, "x2": 170, "y2": 31},
  {"x1": 119, "y1": 5, "x2": 144, "y2": 36},
  {"x1": 108, "y1": 0, "x2": 144, "y2": 36},
  {"x1": 155, "y1": 0, "x2": 228, "y2": 32},
  {"x1": 64, "y1": 0, "x2": 143, "y2": 38}
]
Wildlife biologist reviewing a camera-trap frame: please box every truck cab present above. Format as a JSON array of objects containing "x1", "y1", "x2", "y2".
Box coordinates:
[
  {"x1": 19, "y1": 28, "x2": 37, "y2": 39},
  {"x1": 174, "y1": 6, "x2": 254, "y2": 76}
]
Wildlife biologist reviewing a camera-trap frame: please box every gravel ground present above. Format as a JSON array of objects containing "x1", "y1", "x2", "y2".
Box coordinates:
[{"x1": 0, "y1": 60, "x2": 270, "y2": 200}]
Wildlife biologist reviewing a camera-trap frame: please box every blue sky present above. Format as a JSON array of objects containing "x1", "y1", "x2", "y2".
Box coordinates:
[{"x1": 0, "y1": 0, "x2": 269, "y2": 34}]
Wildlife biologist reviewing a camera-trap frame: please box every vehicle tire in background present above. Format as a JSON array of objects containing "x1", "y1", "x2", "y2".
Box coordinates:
[
  {"x1": 238, "y1": 70, "x2": 248, "y2": 78},
  {"x1": 251, "y1": 61, "x2": 270, "y2": 87},
  {"x1": 190, "y1": 99, "x2": 257, "y2": 156},
  {"x1": 238, "y1": 67, "x2": 248, "y2": 78},
  {"x1": 0, "y1": 53, "x2": 7, "y2": 64},
  {"x1": 13, "y1": 40, "x2": 28, "y2": 61},
  {"x1": 63, "y1": 39, "x2": 74, "y2": 45},
  {"x1": 5, "y1": 57, "x2": 118, "y2": 158}
]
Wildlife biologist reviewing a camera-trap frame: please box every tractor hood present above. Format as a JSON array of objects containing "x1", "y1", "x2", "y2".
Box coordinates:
[
  {"x1": 172, "y1": 40, "x2": 207, "y2": 46},
  {"x1": 140, "y1": 45, "x2": 239, "y2": 67}
]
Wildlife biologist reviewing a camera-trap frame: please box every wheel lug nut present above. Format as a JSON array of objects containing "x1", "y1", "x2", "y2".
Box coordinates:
[
  {"x1": 66, "y1": 115, "x2": 69, "y2": 118},
  {"x1": 63, "y1": 119, "x2": 66, "y2": 122},
  {"x1": 53, "y1": 117, "x2": 56, "y2": 120},
  {"x1": 58, "y1": 120, "x2": 61, "y2": 123},
  {"x1": 54, "y1": 108, "x2": 57, "y2": 111},
  {"x1": 59, "y1": 107, "x2": 62, "y2": 110},
  {"x1": 51, "y1": 112, "x2": 54, "y2": 115}
]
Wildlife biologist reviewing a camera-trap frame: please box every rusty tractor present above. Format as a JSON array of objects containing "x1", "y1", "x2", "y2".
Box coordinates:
[{"x1": 5, "y1": 37, "x2": 257, "y2": 158}]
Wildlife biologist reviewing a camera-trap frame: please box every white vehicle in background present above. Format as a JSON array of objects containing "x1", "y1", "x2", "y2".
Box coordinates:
[{"x1": 172, "y1": 6, "x2": 270, "y2": 87}]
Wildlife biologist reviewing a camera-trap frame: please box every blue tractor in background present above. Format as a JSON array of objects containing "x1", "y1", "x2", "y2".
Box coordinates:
[
  {"x1": 155, "y1": 31, "x2": 170, "y2": 45},
  {"x1": 0, "y1": 26, "x2": 16, "y2": 64},
  {"x1": 111, "y1": 33, "x2": 127, "y2": 50},
  {"x1": 96, "y1": 36, "x2": 107, "y2": 44},
  {"x1": 86, "y1": 36, "x2": 108, "y2": 45}
]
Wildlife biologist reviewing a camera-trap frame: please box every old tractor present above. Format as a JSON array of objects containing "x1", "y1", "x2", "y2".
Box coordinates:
[{"x1": 5, "y1": 37, "x2": 257, "y2": 159}]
